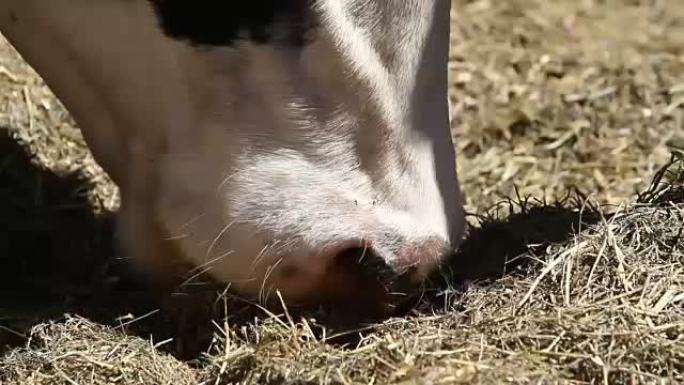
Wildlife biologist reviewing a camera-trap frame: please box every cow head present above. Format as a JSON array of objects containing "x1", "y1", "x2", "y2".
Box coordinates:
[
  {"x1": 141, "y1": 0, "x2": 465, "y2": 311},
  {"x1": 0, "y1": 0, "x2": 464, "y2": 315}
]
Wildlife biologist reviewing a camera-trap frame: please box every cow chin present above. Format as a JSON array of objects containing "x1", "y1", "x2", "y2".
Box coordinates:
[
  {"x1": 132, "y1": 208, "x2": 400, "y2": 313},
  {"x1": 161, "y1": 225, "x2": 417, "y2": 319}
]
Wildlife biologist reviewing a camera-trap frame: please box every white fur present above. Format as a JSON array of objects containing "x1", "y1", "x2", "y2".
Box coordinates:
[{"x1": 0, "y1": 0, "x2": 464, "y2": 303}]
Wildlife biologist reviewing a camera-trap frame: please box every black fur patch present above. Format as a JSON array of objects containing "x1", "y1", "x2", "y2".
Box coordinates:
[{"x1": 149, "y1": 0, "x2": 316, "y2": 47}]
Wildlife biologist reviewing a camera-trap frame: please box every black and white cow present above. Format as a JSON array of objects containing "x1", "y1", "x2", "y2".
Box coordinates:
[{"x1": 0, "y1": 1, "x2": 465, "y2": 312}]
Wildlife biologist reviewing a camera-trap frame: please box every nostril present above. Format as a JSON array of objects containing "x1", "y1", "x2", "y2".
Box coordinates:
[
  {"x1": 318, "y1": 247, "x2": 395, "y2": 322},
  {"x1": 333, "y1": 247, "x2": 393, "y2": 282},
  {"x1": 332, "y1": 246, "x2": 420, "y2": 297},
  {"x1": 320, "y1": 245, "x2": 435, "y2": 322}
]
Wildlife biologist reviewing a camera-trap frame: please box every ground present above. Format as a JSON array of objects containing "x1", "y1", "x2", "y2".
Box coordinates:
[{"x1": 1, "y1": 0, "x2": 684, "y2": 384}]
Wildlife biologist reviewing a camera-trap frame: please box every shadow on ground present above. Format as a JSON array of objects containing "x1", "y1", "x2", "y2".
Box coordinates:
[
  {"x1": 444, "y1": 195, "x2": 601, "y2": 280},
  {"x1": 0, "y1": 128, "x2": 122, "y2": 342},
  {"x1": 0, "y1": 126, "x2": 603, "y2": 361},
  {"x1": 0, "y1": 128, "x2": 224, "y2": 362},
  {"x1": 1, "y1": 127, "x2": 113, "y2": 345},
  {"x1": 398, "y1": 194, "x2": 603, "y2": 314}
]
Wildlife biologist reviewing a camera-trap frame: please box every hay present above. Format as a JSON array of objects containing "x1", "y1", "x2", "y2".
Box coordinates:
[
  {"x1": 198, "y1": 161, "x2": 684, "y2": 385},
  {"x1": 0, "y1": 316, "x2": 199, "y2": 385},
  {"x1": 1, "y1": 0, "x2": 684, "y2": 384},
  {"x1": 450, "y1": 0, "x2": 684, "y2": 213},
  {"x1": 2, "y1": 159, "x2": 683, "y2": 384}
]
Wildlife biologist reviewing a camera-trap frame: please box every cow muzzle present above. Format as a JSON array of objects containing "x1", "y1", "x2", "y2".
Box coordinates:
[{"x1": 314, "y1": 238, "x2": 449, "y2": 323}]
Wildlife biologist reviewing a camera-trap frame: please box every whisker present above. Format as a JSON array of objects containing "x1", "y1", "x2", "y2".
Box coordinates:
[
  {"x1": 358, "y1": 240, "x2": 370, "y2": 263},
  {"x1": 189, "y1": 251, "x2": 232, "y2": 275},
  {"x1": 164, "y1": 233, "x2": 189, "y2": 241},
  {"x1": 216, "y1": 170, "x2": 239, "y2": 192},
  {"x1": 250, "y1": 242, "x2": 277, "y2": 274},
  {"x1": 172, "y1": 213, "x2": 206, "y2": 234},
  {"x1": 181, "y1": 252, "x2": 233, "y2": 287},
  {"x1": 259, "y1": 257, "x2": 284, "y2": 305},
  {"x1": 205, "y1": 220, "x2": 235, "y2": 260},
  {"x1": 178, "y1": 265, "x2": 215, "y2": 288},
  {"x1": 163, "y1": 213, "x2": 206, "y2": 240}
]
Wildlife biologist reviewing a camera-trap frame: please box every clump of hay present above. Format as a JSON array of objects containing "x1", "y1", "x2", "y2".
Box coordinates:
[
  {"x1": 198, "y1": 157, "x2": 684, "y2": 384},
  {"x1": 4, "y1": 157, "x2": 683, "y2": 385},
  {"x1": 0, "y1": 316, "x2": 199, "y2": 385},
  {"x1": 638, "y1": 151, "x2": 684, "y2": 206}
]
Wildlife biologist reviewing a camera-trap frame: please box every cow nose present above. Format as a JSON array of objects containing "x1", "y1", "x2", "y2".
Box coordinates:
[
  {"x1": 332, "y1": 246, "x2": 396, "y2": 288},
  {"x1": 321, "y1": 243, "x2": 435, "y2": 320},
  {"x1": 334, "y1": 245, "x2": 414, "y2": 286},
  {"x1": 389, "y1": 238, "x2": 450, "y2": 278}
]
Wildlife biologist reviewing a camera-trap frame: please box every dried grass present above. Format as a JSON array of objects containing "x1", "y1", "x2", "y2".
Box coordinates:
[
  {"x1": 2, "y1": 157, "x2": 683, "y2": 385},
  {"x1": 196, "y1": 157, "x2": 684, "y2": 384},
  {"x1": 1, "y1": 0, "x2": 684, "y2": 384},
  {"x1": 1, "y1": 316, "x2": 199, "y2": 385},
  {"x1": 450, "y1": 0, "x2": 684, "y2": 212}
]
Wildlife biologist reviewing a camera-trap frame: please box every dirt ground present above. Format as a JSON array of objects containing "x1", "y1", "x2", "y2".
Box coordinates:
[{"x1": 1, "y1": 0, "x2": 684, "y2": 384}]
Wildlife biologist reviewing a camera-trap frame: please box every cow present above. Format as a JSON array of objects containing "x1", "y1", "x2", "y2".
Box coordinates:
[{"x1": 0, "y1": 0, "x2": 465, "y2": 317}]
